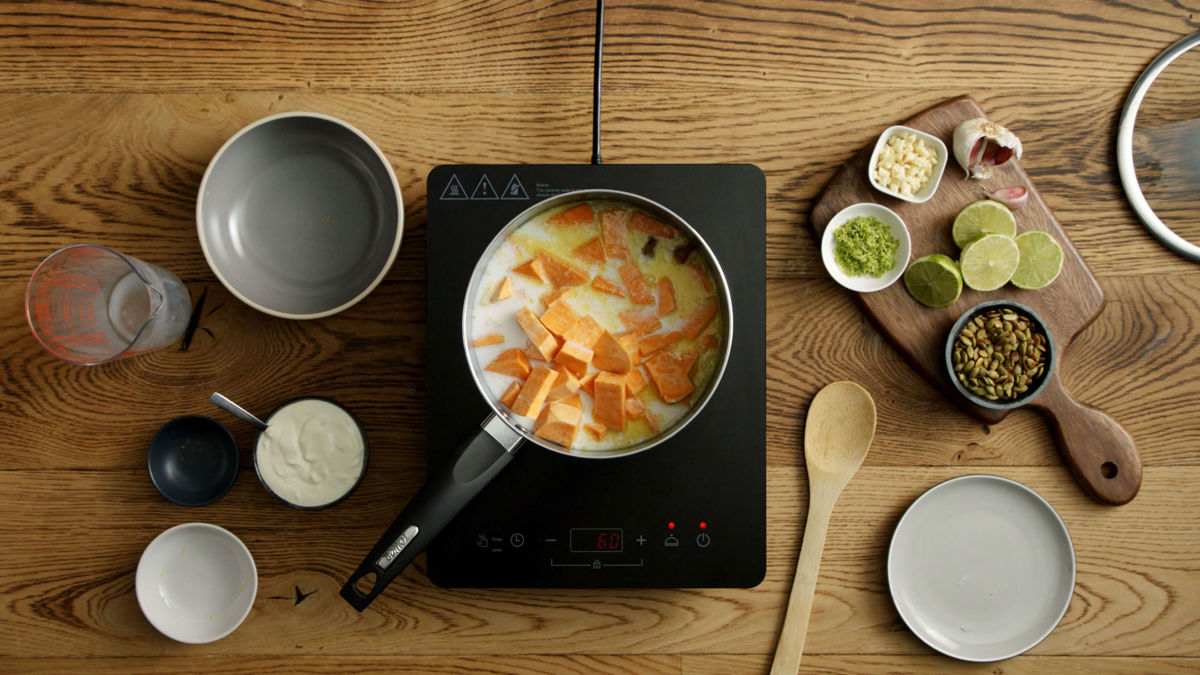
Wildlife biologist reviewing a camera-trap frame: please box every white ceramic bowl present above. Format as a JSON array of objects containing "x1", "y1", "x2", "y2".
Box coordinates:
[
  {"x1": 821, "y1": 202, "x2": 911, "y2": 292},
  {"x1": 136, "y1": 523, "x2": 257, "y2": 643},
  {"x1": 867, "y1": 125, "x2": 948, "y2": 204}
]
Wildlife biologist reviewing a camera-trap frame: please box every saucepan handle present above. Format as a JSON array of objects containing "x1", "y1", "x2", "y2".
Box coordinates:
[{"x1": 340, "y1": 414, "x2": 523, "y2": 611}]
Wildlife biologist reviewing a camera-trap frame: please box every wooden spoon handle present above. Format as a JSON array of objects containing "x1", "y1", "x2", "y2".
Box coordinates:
[
  {"x1": 771, "y1": 490, "x2": 835, "y2": 675},
  {"x1": 1032, "y1": 374, "x2": 1142, "y2": 505}
]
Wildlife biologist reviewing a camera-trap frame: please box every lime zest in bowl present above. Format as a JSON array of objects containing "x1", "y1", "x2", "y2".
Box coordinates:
[{"x1": 833, "y1": 215, "x2": 900, "y2": 278}]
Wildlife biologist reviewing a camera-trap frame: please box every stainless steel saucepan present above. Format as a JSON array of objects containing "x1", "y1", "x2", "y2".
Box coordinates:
[{"x1": 341, "y1": 189, "x2": 734, "y2": 611}]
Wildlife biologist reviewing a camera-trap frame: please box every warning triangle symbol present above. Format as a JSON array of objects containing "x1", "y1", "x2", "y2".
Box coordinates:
[
  {"x1": 440, "y1": 174, "x2": 468, "y2": 200},
  {"x1": 471, "y1": 174, "x2": 499, "y2": 200},
  {"x1": 500, "y1": 174, "x2": 529, "y2": 200}
]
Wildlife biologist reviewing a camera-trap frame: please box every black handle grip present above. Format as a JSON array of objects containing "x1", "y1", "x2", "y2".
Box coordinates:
[{"x1": 340, "y1": 418, "x2": 520, "y2": 611}]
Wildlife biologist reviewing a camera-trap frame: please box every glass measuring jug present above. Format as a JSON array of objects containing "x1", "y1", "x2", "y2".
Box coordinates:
[{"x1": 25, "y1": 245, "x2": 192, "y2": 365}]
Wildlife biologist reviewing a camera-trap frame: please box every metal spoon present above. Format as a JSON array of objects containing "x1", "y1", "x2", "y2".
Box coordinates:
[
  {"x1": 208, "y1": 392, "x2": 270, "y2": 431},
  {"x1": 771, "y1": 381, "x2": 876, "y2": 674}
]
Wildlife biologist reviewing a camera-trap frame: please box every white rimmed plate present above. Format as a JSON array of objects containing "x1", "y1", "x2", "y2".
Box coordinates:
[{"x1": 887, "y1": 475, "x2": 1075, "y2": 662}]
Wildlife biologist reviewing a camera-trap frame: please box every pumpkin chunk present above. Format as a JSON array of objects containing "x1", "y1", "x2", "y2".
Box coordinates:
[
  {"x1": 638, "y1": 330, "x2": 684, "y2": 358},
  {"x1": 656, "y1": 277, "x2": 676, "y2": 317},
  {"x1": 563, "y1": 315, "x2": 604, "y2": 349},
  {"x1": 689, "y1": 260, "x2": 714, "y2": 291},
  {"x1": 593, "y1": 372, "x2": 627, "y2": 431},
  {"x1": 491, "y1": 276, "x2": 513, "y2": 302},
  {"x1": 547, "y1": 365, "x2": 581, "y2": 401},
  {"x1": 583, "y1": 422, "x2": 607, "y2": 441},
  {"x1": 516, "y1": 306, "x2": 560, "y2": 361},
  {"x1": 540, "y1": 287, "x2": 571, "y2": 309},
  {"x1": 619, "y1": 308, "x2": 661, "y2": 335},
  {"x1": 628, "y1": 211, "x2": 678, "y2": 239},
  {"x1": 537, "y1": 250, "x2": 588, "y2": 287},
  {"x1": 579, "y1": 371, "x2": 599, "y2": 398},
  {"x1": 619, "y1": 262, "x2": 655, "y2": 305},
  {"x1": 680, "y1": 301, "x2": 718, "y2": 339},
  {"x1": 540, "y1": 299, "x2": 580, "y2": 338},
  {"x1": 644, "y1": 352, "x2": 695, "y2": 404},
  {"x1": 599, "y1": 209, "x2": 631, "y2": 259},
  {"x1": 510, "y1": 365, "x2": 557, "y2": 417},
  {"x1": 485, "y1": 348, "x2": 531, "y2": 379},
  {"x1": 592, "y1": 330, "x2": 633, "y2": 374},
  {"x1": 498, "y1": 381, "x2": 521, "y2": 408},
  {"x1": 534, "y1": 401, "x2": 581, "y2": 448},
  {"x1": 553, "y1": 340, "x2": 593, "y2": 378},
  {"x1": 625, "y1": 396, "x2": 646, "y2": 419},
  {"x1": 513, "y1": 258, "x2": 546, "y2": 283},
  {"x1": 625, "y1": 367, "x2": 648, "y2": 396},
  {"x1": 591, "y1": 276, "x2": 625, "y2": 297},
  {"x1": 473, "y1": 333, "x2": 505, "y2": 348},
  {"x1": 572, "y1": 237, "x2": 606, "y2": 264},
  {"x1": 547, "y1": 203, "x2": 595, "y2": 226}
]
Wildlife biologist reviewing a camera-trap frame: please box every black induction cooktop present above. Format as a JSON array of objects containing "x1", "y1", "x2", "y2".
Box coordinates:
[{"x1": 425, "y1": 164, "x2": 765, "y2": 588}]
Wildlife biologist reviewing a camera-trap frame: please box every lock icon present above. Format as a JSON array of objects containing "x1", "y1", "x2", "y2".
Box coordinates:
[{"x1": 592, "y1": 559, "x2": 602, "y2": 569}]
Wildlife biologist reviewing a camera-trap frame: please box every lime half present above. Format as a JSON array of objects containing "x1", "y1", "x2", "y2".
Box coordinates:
[
  {"x1": 904, "y1": 254, "x2": 963, "y2": 307},
  {"x1": 1011, "y1": 231, "x2": 1064, "y2": 289},
  {"x1": 952, "y1": 199, "x2": 1017, "y2": 248},
  {"x1": 960, "y1": 234, "x2": 1021, "y2": 291}
]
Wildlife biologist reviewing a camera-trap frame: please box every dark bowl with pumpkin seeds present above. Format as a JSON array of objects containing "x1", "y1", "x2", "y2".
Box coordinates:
[{"x1": 945, "y1": 300, "x2": 1056, "y2": 410}]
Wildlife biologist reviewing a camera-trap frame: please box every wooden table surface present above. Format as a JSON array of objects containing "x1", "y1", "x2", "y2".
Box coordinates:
[{"x1": 2, "y1": 1, "x2": 1198, "y2": 673}]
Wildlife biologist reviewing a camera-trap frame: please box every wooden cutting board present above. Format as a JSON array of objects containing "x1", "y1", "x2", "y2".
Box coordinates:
[{"x1": 810, "y1": 95, "x2": 1141, "y2": 505}]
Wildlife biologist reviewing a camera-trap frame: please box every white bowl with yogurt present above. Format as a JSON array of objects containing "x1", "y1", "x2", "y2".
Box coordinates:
[{"x1": 254, "y1": 397, "x2": 368, "y2": 509}]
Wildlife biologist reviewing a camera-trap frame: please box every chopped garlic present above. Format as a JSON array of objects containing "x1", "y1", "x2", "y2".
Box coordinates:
[{"x1": 873, "y1": 131, "x2": 937, "y2": 197}]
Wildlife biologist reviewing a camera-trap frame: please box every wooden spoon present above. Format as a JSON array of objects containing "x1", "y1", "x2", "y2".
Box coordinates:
[{"x1": 771, "y1": 381, "x2": 877, "y2": 674}]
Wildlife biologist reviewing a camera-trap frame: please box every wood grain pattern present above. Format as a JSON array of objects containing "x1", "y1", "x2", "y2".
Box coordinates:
[
  {"x1": 1, "y1": 0, "x2": 1199, "y2": 672},
  {"x1": 0, "y1": 467, "x2": 1197, "y2": 659}
]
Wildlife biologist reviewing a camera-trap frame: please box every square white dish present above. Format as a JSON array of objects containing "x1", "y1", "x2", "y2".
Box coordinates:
[{"x1": 868, "y1": 125, "x2": 948, "y2": 203}]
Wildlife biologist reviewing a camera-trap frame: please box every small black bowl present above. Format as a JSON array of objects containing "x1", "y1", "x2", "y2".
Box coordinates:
[
  {"x1": 945, "y1": 300, "x2": 1056, "y2": 410},
  {"x1": 148, "y1": 416, "x2": 239, "y2": 507}
]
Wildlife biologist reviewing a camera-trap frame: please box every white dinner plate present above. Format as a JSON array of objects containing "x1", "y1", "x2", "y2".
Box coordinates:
[{"x1": 887, "y1": 475, "x2": 1075, "y2": 662}]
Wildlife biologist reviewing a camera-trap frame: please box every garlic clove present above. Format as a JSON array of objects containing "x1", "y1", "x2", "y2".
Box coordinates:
[
  {"x1": 953, "y1": 117, "x2": 1022, "y2": 180},
  {"x1": 985, "y1": 185, "x2": 1029, "y2": 211}
]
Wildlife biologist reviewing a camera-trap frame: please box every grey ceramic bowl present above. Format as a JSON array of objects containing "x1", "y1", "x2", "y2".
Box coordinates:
[
  {"x1": 197, "y1": 112, "x2": 403, "y2": 319},
  {"x1": 945, "y1": 300, "x2": 1056, "y2": 410}
]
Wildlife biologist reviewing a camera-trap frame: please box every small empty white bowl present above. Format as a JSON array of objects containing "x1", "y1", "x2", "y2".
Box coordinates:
[
  {"x1": 136, "y1": 523, "x2": 257, "y2": 643},
  {"x1": 867, "y1": 125, "x2": 949, "y2": 204},
  {"x1": 821, "y1": 202, "x2": 911, "y2": 292}
]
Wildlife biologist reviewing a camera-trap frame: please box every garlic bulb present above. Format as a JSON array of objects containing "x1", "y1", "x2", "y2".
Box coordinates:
[
  {"x1": 953, "y1": 117, "x2": 1022, "y2": 179},
  {"x1": 985, "y1": 185, "x2": 1029, "y2": 211}
]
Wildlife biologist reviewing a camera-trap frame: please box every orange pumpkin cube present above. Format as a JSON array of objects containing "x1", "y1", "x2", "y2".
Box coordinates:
[
  {"x1": 553, "y1": 340, "x2": 594, "y2": 378},
  {"x1": 484, "y1": 348, "x2": 530, "y2": 379},
  {"x1": 516, "y1": 306, "x2": 560, "y2": 361},
  {"x1": 510, "y1": 365, "x2": 557, "y2": 418},
  {"x1": 592, "y1": 372, "x2": 627, "y2": 431},
  {"x1": 540, "y1": 299, "x2": 581, "y2": 338},
  {"x1": 498, "y1": 381, "x2": 521, "y2": 408}
]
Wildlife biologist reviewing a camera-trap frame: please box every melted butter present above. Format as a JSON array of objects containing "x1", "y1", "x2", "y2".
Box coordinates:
[{"x1": 255, "y1": 399, "x2": 365, "y2": 507}]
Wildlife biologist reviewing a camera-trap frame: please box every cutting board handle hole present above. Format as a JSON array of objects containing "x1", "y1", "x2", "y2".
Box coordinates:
[{"x1": 1101, "y1": 462, "x2": 1118, "y2": 479}]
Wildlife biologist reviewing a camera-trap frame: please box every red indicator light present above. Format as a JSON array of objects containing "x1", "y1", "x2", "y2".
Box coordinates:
[
  {"x1": 668, "y1": 521, "x2": 675, "y2": 530},
  {"x1": 699, "y1": 522, "x2": 707, "y2": 530}
]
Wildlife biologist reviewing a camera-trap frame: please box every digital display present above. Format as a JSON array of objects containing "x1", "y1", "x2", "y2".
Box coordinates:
[{"x1": 569, "y1": 528, "x2": 623, "y2": 553}]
